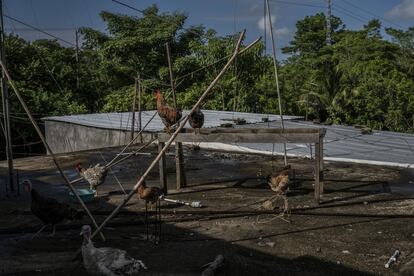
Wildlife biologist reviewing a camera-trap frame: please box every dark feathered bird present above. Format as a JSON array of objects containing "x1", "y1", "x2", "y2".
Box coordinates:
[
  {"x1": 189, "y1": 106, "x2": 204, "y2": 132},
  {"x1": 155, "y1": 89, "x2": 182, "y2": 133},
  {"x1": 23, "y1": 180, "x2": 84, "y2": 237}
]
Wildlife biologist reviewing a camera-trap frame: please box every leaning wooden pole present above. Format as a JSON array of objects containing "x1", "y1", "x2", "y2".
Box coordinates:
[
  {"x1": 130, "y1": 75, "x2": 138, "y2": 141},
  {"x1": 165, "y1": 41, "x2": 186, "y2": 189},
  {"x1": 266, "y1": 0, "x2": 287, "y2": 166},
  {"x1": 91, "y1": 31, "x2": 260, "y2": 240},
  {"x1": 0, "y1": 60, "x2": 106, "y2": 242},
  {"x1": 165, "y1": 42, "x2": 177, "y2": 108},
  {"x1": 137, "y1": 73, "x2": 142, "y2": 143}
]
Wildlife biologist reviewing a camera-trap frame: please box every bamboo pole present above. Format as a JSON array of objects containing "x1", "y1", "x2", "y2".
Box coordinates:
[
  {"x1": 0, "y1": 60, "x2": 106, "y2": 242},
  {"x1": 165, "y1": 42, "x2": 177, "y2": 108},
  {"x1": 90, "y1": 31, "x2": 261, "y2": 240},
  {"x1": 68, "y1": 139, "x2": 155, "y2": 186},
  {"x1": 130, "y1": 75, "x2": 138, "y2": 141},
  {"x1": 137, "y1": 73, "x2": 142, "y2": 143},
  {"x1": 265, "y1": 0, "x2": 287, "y2": 166},
  {"x1": 105, "y1": 39, "x2": 259, "y2": 169},
  {"x1": 165, "y1": 41, "x2": 186, "y2": 189}
]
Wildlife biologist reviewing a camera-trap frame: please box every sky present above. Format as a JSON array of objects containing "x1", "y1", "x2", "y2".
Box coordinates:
[{"x1": 3, "y1": 0, "x2": 414, "y2": 58}]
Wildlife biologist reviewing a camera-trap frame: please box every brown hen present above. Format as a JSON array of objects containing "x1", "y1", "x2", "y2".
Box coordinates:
[
  {"x1": 267, "y1": 164, "x2": 291, "y2": 214},
  {"x1": 137, "y1": 181, "x2": 164, "y2": 205}
]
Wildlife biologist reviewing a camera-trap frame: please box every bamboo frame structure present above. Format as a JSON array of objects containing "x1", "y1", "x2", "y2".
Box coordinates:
[
  {"x1": 165, "y1": 41, "x2": 187, "y2": 189},
  {"x1": 158, "y1": 127, "x2": 326, "y2": 201},
  {"x1": 266, "y1": 0, "x2": 287, "y2": 166},
  {"x1": 0, "y1": 60, "x2": 106, "y2": 242},
  {"x1": 89, "y1": 30, "x2": 261, "y2": 240}
]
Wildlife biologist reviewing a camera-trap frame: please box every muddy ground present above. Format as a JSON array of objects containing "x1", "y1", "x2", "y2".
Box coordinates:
[{"x1": 1, "y1": 145, "x2": 414, "y2": 275}]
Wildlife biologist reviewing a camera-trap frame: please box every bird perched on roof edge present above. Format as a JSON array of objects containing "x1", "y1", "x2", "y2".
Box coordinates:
[
  {"x1": 189, "y1": 106, "x2": 204, "y2": 134},
  {"x1": 155, "y1": 89, "x2": 182, "y2": 133}
]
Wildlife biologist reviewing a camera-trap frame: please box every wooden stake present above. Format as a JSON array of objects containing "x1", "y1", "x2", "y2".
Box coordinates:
[
  {"x1": 158, "y1": 142, "x2": 167, "y2": 193},
  {"x1": 319, "y1": 130, "x2": 324, "y2": 194},
  {"x1": 315, "y1": 141, "x2": 321, "y2": 204},
  {"x1": 90, "y1": 31, "x2": 260, "y2": 240},
  {"x1": 175, "y1": 142, "x2": 186, "y2": 189},
  {"x1": 0, "y1": 0, "x2": 14, "y2": 192},
  {"x1": 0, "y1": 60, "x2": 106, "y2": 242}
]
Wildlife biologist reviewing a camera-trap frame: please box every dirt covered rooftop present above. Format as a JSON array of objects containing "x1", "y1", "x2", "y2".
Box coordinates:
[{"x1": 1, "y1": 145, "x2": 414, "y2": 275}]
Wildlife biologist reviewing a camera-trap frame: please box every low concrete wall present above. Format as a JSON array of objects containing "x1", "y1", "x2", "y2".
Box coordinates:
[{"x1": 44, "y1": 120, "x2": 155, "y2": 154}]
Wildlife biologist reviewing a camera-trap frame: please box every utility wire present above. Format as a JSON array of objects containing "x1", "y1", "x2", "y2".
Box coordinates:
[
  {"x1": 332, "y1": 3, "x2": 373, "y2": 23},
  {"x1": 339, "y1": 0, "x2": 404, "y2": 29},
  {"x1": 270, "y1": 0, "x2": 325, "y2": 9},
  {"x1": 112, "y1": 0, "x2": 145, "y2": 14},
  {"x1": 331, "y1": 6, "x2": 367, "y2": 25},
  {"x1": 4, "y1": 14, "x2": 76, "y2": 47}
]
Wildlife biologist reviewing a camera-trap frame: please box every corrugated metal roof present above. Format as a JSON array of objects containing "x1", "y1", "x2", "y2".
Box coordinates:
[{"x1": 42, "y1": 110, "x2": 302, "y2": 132}]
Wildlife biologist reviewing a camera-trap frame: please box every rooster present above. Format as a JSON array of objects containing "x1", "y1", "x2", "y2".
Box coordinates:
[
  {"x1": 76, "y1": 163, "x2": 107, "y2": 196},
  {"x1": 189, "y1": 106, "x2": 204, "y2": 134},
  {"x1": 23, "y1": 179, "x2": 84, "y2": 238},
  {"x1": 155, "y1": 89, "x2": 182, "y2": 133},
  {"x1": 267, "y1": 164, "x2": 291, "y2": 214}
]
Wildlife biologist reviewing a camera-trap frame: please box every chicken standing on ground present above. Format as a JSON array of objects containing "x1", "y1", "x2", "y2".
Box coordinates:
[
  {"x1": 267, "y1": 165, "x2": 291, "y2": 214},
  {"x1": 189, "y1": 106, "x2": 204, "y2": 134},
  {"x1": 155, "y1": 89, "x2": 182, "y2": 133},
  {"x1": 137, "y1": 181, "x2": 164, "y2": 242},
  {"x1": 76, "y1": 163, "x2": 107, "y2": 196},
  {"x1": 80, "y1": 225, "x2": 147, "y2": 276},
  {"x1": 137, "y1": 180, "x2": 164, "y2": 208},
  {"x1": 23, "y1": 180, "x2": 84, "y2": 238}
]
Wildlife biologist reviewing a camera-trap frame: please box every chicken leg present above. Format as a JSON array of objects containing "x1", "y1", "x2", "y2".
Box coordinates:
[
  {"x1": 49, "y1": 225, "x2": 56, "y2": 237},
  {"x1": 32, "y1": 225, "x2": 47, "y2": 239}
]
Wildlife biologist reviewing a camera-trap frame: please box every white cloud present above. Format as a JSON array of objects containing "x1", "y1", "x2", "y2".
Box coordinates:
[
  {"x1": 275, "y1": 26, "x2": 290, "y2": 36},
  {"x1": 386, "y1": 0, "x2": 414, "y2": 20},
  {"x1": 257, "y1": 15, "x2": 275, "y2": 32},
  {"x1": 257, "y1": 15, "x2": 290, "y2": 37}
]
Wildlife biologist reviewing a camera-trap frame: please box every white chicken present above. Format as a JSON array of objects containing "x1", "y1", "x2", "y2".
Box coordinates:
[{"x1": 80, "y1": 225, "x2": 147, "y2": 275}]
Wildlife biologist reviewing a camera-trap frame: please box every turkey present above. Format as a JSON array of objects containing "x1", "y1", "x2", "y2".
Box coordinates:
[
  {"x1": 189, "y1": 106, "x2": 204, "y2": 134},
  {"x1": 23, "y1": 179, "x2": 84, "y2": 238},
  {"x1": 267, "y1": 165, "x2": 291, "y2": 214},
  {"x1": 80, "y1": 225, "x2": 147, "y2": 275},
  {"x1": 155, "y1": 89, "x2": 182, "y2": 133},
  {"x1": 76, "y1": 163, "x2": 108, "y2": 196}
]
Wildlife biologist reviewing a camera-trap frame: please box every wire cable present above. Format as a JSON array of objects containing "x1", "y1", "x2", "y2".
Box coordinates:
[{"x1": 4, "y1": 14, "x2": 76, "y2": 47}]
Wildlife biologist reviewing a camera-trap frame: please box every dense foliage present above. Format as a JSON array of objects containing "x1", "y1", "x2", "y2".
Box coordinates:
[{"x1": 1, "y1": 6, "x2": 414, "y2": 157}]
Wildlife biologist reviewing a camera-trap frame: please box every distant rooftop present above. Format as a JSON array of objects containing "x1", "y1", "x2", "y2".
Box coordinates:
[{"x1": 42, "y1": 110, "x2": 302, "y2": 132}]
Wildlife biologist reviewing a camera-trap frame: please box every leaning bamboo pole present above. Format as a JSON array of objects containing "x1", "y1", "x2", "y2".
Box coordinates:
[
  {"x1": 90, "y1": 30, "x2": 261, "y2": 240},
  {"x1": 105, "y1": 40, "x2": 261, "y2": 169},
  {"x1": 0, "y1": 60, "x2": 106, "y2": 242},
  {"x1": 266, "y1": 0, "x2": 287, "y2": 166}
]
